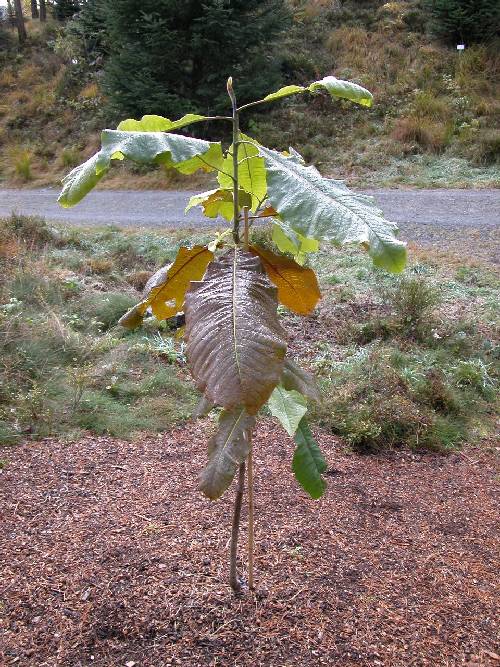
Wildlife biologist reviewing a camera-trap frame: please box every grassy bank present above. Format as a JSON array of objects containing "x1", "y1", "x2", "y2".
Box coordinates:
[
  {"x1": 0, "y1": 214, "x2": 497, "y2": 451},
  {"x1": 0, "y1": 2, "x2": 498, "y2": 189}
]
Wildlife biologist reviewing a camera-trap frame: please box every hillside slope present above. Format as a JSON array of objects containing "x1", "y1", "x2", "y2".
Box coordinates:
[{"x1": 0, "y1": 1, "x2": 498, "y2": 189}]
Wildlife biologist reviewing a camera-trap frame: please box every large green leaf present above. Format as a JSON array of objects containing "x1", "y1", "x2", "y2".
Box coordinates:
[
  {"x1": 309, "y1": 76, "x2": 373, "y2": 107},
  {"x1": 281, "y1": 359, "x2": 320, "y2": 403},
  {"x1": 59, "y1": 131, "x2": 223, "y2": 207},
  {"x1": 199, "y1": 406, "x2": 255, "y2": 500},
  {"x1": 184, "y1": 249, "x2": 287, "y2": 415},
  {"x1": 217, "y1": 133, "x2": 267, "y2": 210},
  {"x1": 259, "y1": 77, "x2": 373, "y2": 108},
  {"x1": 268, "y1": 385, "x2": 307, "y2": 437},
  {"x1": 292, "y1": 418, "x2": 327, "y2": 499},
  {"x1": 256, "y1": 145, "x2": 407, "y2": 273},
  {"x1": 117, "y1": 113, "x2": 208, "y2": 132}
]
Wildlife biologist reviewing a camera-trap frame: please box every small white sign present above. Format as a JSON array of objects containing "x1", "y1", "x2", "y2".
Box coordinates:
[{"x1": 457, "y1": 44, "x2": 465, "y2": 50}]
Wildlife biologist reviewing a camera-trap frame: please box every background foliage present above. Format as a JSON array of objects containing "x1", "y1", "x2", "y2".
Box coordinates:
[{"x1": 0, "y1": 0, "x2": 498, "y2": 188}]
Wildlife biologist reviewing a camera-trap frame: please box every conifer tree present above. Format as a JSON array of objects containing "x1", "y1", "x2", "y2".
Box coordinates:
[
  {"x1": 426, "y1": 0, "x2": 500, "y2": 44},
  {"x1": 102, "y1": 0, "x2": 291, "y2": 118}
]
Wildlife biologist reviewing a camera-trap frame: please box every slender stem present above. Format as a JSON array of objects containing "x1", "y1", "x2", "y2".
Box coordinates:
[
  {"x1": 247, "y1": 439, "x2": 255, "y2": 590},
  {"x1": 227, "y1": 77, "x2": 240, "y2": 244},
  {"x1": 230, "y1": 461, "x2": 246, "y2": 592},
  {"x1": 237, "y1": 98, "x2": 270, "y2": 113},
  {"x1": 204, "y1": 115, "x2": 233, "y2": 122},
  {"x1": 243, "y1": 206, "x2": 250, "y2": 251}
]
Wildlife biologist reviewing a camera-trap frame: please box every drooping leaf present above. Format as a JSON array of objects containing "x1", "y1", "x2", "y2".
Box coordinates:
[
  {"x1": 256, "y1": 145, "x2": 407, "y2": 273},
  {"x1": 268, "y1": 385, "x2": 307, "y2": 437},
  {"x1": 260, "y1": 77, "x2": 373, "y2": 109},
  {"x1": 292, "y1": 418, "x2": 327, "y2": 499},
  {"x1": 58, "y1": 153, "x2": 108, "y2": 209},
  {"x1": 281, "y1": 359, "x2": 321, "y2": 403},
  {"x1": 309, "y1": 76, "x2": 373, "y2": 107},
  {"x1": 119, "y1": 246, "x2": 213, "y2": 329},
  {"x1": 59, "y1": 131, "x2": 223, "y2": 207},
  {"x1": 199, "y1": 406, "x2": 256, "y2": 500},
  {"x1": 217, "y1": 133, "x2": 267, "y2": 210},
  {"x1": 117, "y1": 113, "x2": 208, "y2": 132},
  {"x1": 184, "y1": 249, "x2": 287, "y2": 415},
  {"x1": 249, "y1": 245, "x2": 321, "y2": 315}
]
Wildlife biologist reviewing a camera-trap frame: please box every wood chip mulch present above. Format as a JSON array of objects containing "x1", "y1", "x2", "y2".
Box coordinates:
[{"x1": 1, "y1": 421, "x2": 499, "y2": 667}]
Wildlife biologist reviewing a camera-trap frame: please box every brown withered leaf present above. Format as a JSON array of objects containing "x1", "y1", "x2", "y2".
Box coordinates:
[
  {"x1": 184, "y1": 249, "x2": 287, "y2": 414},
  {"x1": 249, "y1": 245, "x2": 321, "y2": 315},
  {"x1": 199, "y1": 406, "x2": 255, "y2": 500}
]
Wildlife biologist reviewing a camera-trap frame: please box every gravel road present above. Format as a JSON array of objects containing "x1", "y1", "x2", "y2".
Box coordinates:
[
  {"x1": 1, "y1": 187, "x2": 498, "y2": 227},
  {"x1": 1, "y1": 188, "x2": 498, "y2": 250}
]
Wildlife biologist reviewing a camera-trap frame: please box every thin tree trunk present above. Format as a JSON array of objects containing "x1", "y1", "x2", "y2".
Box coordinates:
[
  {"x1": 13, "y1": 0, "x2": 26, "y2": 43},
  {"x1": 229, "y1": 462, "x2": 245, "y2": 592},
  {"x1": 39, "y1": 0, "x2": 46, "y2": 22},
  {"x1": 31, "y1": 0, "x2": 39, "y2": 19},
  {"x1": 247, "y1": 442, "x2": 255, "y2": 590}
]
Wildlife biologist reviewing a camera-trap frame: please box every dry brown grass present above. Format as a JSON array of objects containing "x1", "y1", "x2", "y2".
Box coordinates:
[{"x1": 392, "y1": 116, "x2": 451, "y2": 152}]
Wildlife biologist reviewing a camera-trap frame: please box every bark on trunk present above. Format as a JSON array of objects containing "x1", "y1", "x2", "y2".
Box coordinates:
[
  {"x1": 13, "y1": 0, "x2": 27, "y2": 43},
  {"x1": 39, "y1": 0, "x2": 46, "y2": 22},
  {"x1": 31, "y1": 0, "x2": 39, "y2": 19}
]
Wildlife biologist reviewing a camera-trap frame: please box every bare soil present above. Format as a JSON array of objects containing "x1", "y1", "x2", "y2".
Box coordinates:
[{"x1": 1, "y1": 420, "x2": 499, "y2": 667}]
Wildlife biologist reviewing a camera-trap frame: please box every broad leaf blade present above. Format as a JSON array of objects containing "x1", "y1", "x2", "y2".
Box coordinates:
[
  {"x1": 281, "y1": 359, "x2": 321, "y2": 403},
  {"x1": 59, "y1": 131, "x2": 223, "y2": 207},
  {"x1": 309, "y1": 76, "x2": 373, "y2": 107},
  {"x1": 184, "y1": 249, "x2": 287, "y2": 415},
  {"x1": 117, "y1": 113, "x2": 208, "y2": 132},
  {"x1": 199, "y1": 406, "x2": 255, "y2": 500},
  {"x1": 293, "y1": 418, "x2": 327, "y2": 499},
  {"x1": 250, "y1": 245, "x2": 321, "y2": 315},
  {"x1": 268, "y1": 385, "x2": 307, "y2": 437},
  {"x1": 257, "y1": 145, "x2": 407, "y2": 273}
]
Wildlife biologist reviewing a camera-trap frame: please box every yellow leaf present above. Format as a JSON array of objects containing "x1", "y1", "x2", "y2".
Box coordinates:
[
  {"x1": 258, "y1": 206, "x2": 278, "y2": 218},
  {"x1": 148, "y1": 245, "x2": 214, "y2": 316},
  {"x1": 249, "y1": 245, "x2": 321, "y2": 315},
  {"x1": 118, "y1": 302, "x2": 148, "y2": 330}
]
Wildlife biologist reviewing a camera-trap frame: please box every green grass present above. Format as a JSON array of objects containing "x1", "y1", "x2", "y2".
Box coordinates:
[
  {"x1": 0, "y1": 215, "x2": 206, "y2": 444},
  {"x1": 0, "y1": 214, "x2": 498, "y2": 454}
]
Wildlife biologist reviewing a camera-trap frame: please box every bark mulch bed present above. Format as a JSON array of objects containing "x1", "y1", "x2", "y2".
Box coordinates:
[{"x1": 1, "y1": 421, "x2": 499, "y2": 667}]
